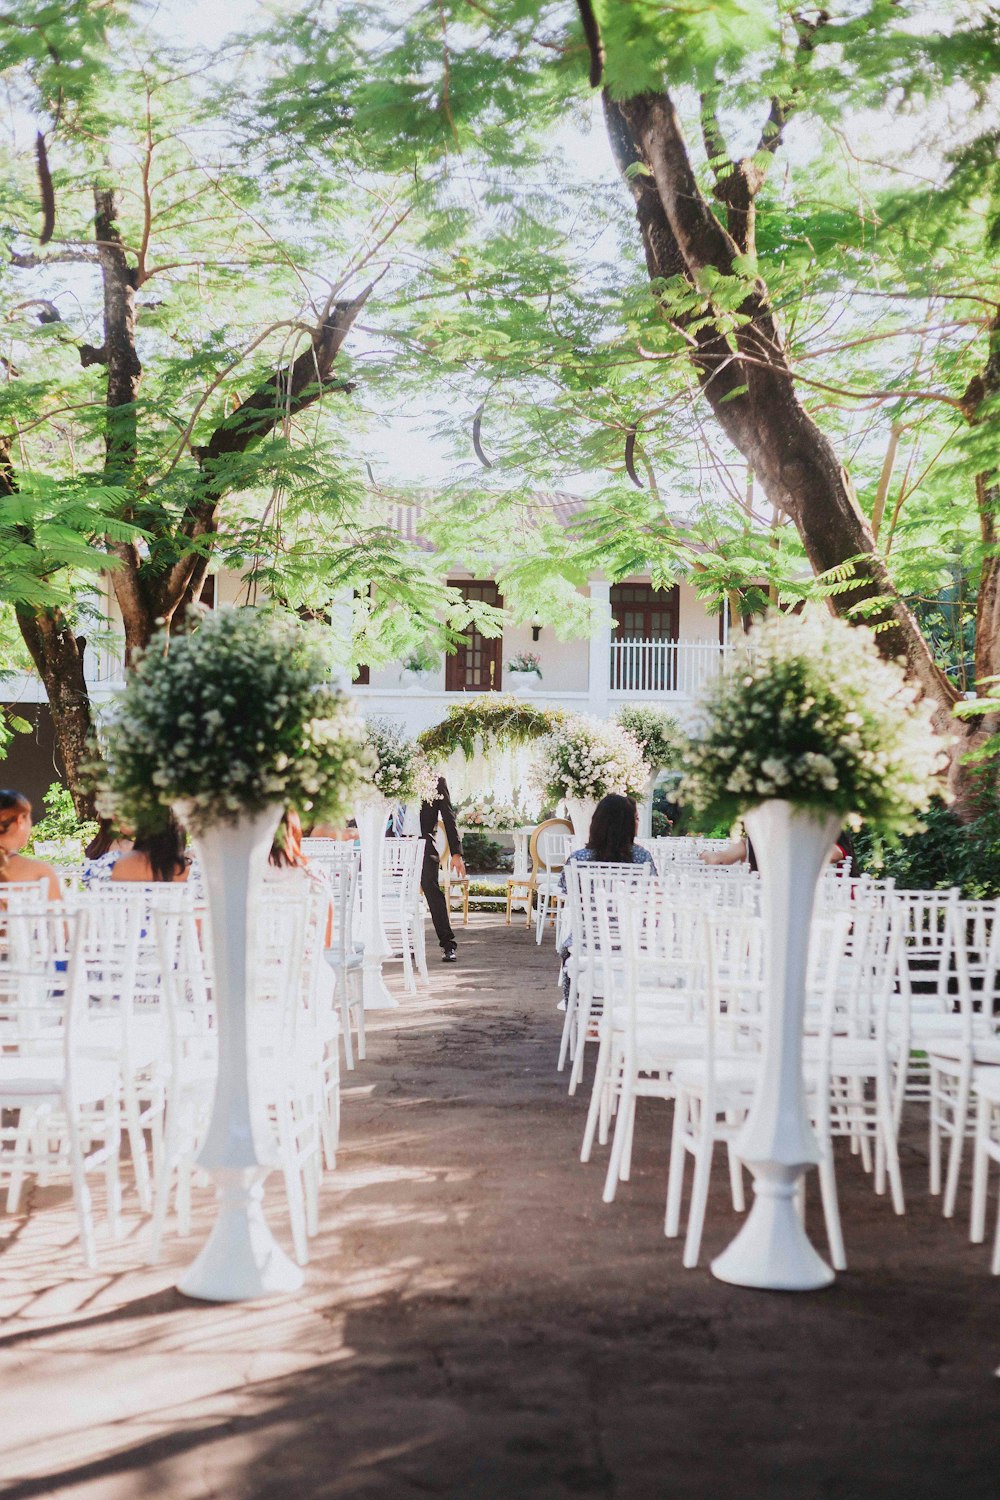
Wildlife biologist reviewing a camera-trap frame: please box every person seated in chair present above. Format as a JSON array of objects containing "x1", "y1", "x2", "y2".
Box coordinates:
[
  {"x1": 0, "y1": 788, "x2": 62, "y2": 901},
  {"x1": 112, "y1": 815, "x2": 190, "y2": 883}
]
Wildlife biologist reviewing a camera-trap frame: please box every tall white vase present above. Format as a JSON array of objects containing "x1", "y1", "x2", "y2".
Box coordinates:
[
  {"x1": 637, "y1": 769, "x2": 658, "y2": 839},
  {"x1": 711, "y1": 799, "x2": 840, "y2": 1292},
  {"x1": 354, "y1": 793, "x2": 397, "y2": 1011},
  {"x1": 176, "y1": 803, "x2": 304, "y2": 1302},
  {"x1": 564, "y1": 795, "x2": 598, "y2": 847}
]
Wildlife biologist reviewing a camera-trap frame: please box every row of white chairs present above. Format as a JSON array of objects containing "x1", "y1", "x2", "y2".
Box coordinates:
[{"x1": 558, "y1": 863, "x2": 1000, "y2": 1274}]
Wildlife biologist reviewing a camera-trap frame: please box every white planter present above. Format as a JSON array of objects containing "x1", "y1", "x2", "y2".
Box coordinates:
[
  {"x1": 638, "y1": 768, "x2": 658, "y2": 839},
  {"x1": 564, "y1": 796, "x2": 598, "y2": 847},
  {"x1": 354, "y1": 792, "x2": 397, "y2": 1011},
  {"x1": 400, "y1": 668, "x2": 435, "y2": 693},
  {"x1": 711, "y1": 799, "x2": 840, "y2": 1292},
  {"x1": 174, "y1": 802, "x2": 303, "y2": 1302},
  {"x1": 507, "y1": 669, "x2": 541, "y2": 696}
]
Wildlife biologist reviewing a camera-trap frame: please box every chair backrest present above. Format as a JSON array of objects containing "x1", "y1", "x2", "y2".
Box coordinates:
[
  {"x1": 0, "y1": 907, "x2": 85, "y2": 1080},
  {"x1": 528, "y1": 819, "x2": 573, "y2": 875},
  {"x1": 0, "y1": 876, "x2": 51, "y2": 910}
]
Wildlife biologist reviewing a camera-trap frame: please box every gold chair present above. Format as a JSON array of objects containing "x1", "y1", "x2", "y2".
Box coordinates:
[
  {"x1": 513, "y1": 818, "x2": 572, "y2": 932},
  {"x1": 439, "y1": 833, "x2": 471, "y2": 927}
]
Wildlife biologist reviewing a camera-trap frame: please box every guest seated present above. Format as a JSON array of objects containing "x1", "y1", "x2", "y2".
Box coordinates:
[
  {"x1": 557, "y1": 794, "x2": 656, "y2": 1004},
  {"x1": 112, "y1": 815, "x2": 190, "y2": 883},
  {"x1": 0, "y1": 788, "x2": 62, "y2": 900},
  {"x1": 702, "y1": 828, "x2": 857, "y2": 873},
  {"x1": 83, "y1": 817, "x2": 134, "y2": 885}
]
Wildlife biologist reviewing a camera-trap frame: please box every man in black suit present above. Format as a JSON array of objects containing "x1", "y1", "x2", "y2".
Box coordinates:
[{"x1": 419, "y1": 776, "x2": 465, "y2": 962}]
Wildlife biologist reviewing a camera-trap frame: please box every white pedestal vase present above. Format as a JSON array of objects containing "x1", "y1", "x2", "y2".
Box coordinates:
[
  {"x1": 354, "y1": 793, "x2": 397, "y2": 1011},
  {"x1": 711, "y1": 799, "x2": 840, "y2": 1292},
  {"x1": 175, "y1": 802, "x2": 304, "y2": 1302},
  {"x1": 564, "y1": 796, "x2": 598, "y2": 848},
  {"x1": 507, "y1": 669, "x2": 541, "y2": 696},
  {"x1": 638, "y1": 769, "x2": 658, "y2": 839}
]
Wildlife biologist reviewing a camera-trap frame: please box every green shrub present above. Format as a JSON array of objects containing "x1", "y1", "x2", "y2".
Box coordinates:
[
  {"x1": 461, "y1": 830, "x2": 505, "y2": 872},
  {"x1": 26, "y1": 782, "x2": 97, "y2": 854},
  {"x1": 855, "y1": 796, "x2": 1000, "y2": 898}
]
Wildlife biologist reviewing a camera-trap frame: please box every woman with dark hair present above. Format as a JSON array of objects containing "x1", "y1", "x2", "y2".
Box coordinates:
[
  {"x1": 82, "y1": 817, "x2": 133, "y2": 885},
  {"x1": 559, "y1": 794, "x2": 657, "y2": 891},
  {"x1": 0, "y1": 789, "x2": 61, "y2": 900},
  {"x1": 112, "y1": 815, "x2": 189, "y2": 884},
  {"x1": 556, "y1": 794, "x2": 656, "y2": 1002}
]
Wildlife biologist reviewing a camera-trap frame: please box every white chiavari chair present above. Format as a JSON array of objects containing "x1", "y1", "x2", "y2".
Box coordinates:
[
  {"x1": 0, "y1": 907, "x2": 122, "y2": 1267},
  {"x1": 382, "y1": 837, "x2": 428, "y2": 993}
]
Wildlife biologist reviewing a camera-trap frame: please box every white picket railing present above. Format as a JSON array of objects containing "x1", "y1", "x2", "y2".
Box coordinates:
[{"x1": 609, "y1": 639, "x2": 737, "y2": 698}]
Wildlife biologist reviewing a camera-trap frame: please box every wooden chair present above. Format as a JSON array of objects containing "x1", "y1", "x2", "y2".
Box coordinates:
[
  {"x1": 438, "y1": 832, "x2": 471, "y2": 927},
  {"x1": 519, "y1": 818, "x2": 573, "y2": 937}
]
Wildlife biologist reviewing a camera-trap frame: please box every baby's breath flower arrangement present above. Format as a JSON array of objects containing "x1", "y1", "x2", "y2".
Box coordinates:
[
  {"x1": 534, "y1": 714, "x2": 647, "y2": 805},
  {"x1": 103, "y1": 607, "x2": 371, "y2": 833},
  {"x1": 616, "y1": 705, "x2": 682, "y2": 772},
  {"x1": 364, "y1": 718, "x2": 437, "y2": 803},
  {"x1": 679, "y1": 612, "x2": 947, "y2": 833}
]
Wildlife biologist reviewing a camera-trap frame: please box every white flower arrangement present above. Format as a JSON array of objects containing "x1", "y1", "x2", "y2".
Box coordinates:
[
  {"x1": 364, "y1": 718, "x2": 437, "y2": 803},
  {"x1": 534, "y1": 713, "x2": 648, "y2": 804},
  {"x1": 457, "y1": 795, "x2": 526, "y2": 831},
  {"x1": 102, "y1": 607, "x2": 371, "y2": 834},
  {"x1": 616, "y1": 704, "x2": 681, "y2": 772},
  {"x1": 679, "y1": 611, "x2": 948, "y2": 833}
]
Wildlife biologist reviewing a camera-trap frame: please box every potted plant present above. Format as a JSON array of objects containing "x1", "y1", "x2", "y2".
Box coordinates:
[
  {"x1": 534, "y1": 713, "x2": 647, "y2": 841},
  {"x1": 506, "y1": 650, "x2": 542, "y2": 693},
  {"x1": 103, "y1": 606, "x2": 369, "y2": 1302},
  {"x1": 616, "y1": 705, "x2": 682, "y2": 838},
  {"x1": 356, "y1": 718, "x2": 436, "y2": 1008},
  {"x1": 680, "y1": 610, "x2": 945, "y2": 1291},
  {"x1": 400, "y1": 643, "x2": 441, "y2": 691}
]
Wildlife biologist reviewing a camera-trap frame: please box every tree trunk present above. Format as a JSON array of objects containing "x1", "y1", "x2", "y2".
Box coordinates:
[
  {"x1": 601, "y1": 90, "x2": 960, "y2": 747},
  {"x1": 15, "y1": 608, "x2": 97, "y2": 819}
]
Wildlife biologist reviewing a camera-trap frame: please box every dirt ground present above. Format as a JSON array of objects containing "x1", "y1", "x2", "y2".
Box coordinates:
[{"x1": 1, "y1": 913, "x2": 998, "y2": 1499}]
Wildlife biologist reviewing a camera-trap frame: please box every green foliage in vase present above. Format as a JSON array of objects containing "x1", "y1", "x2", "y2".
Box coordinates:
[
  {"x1": 363, "y1": 718, "x2": 436, "y2": 802},
  {"x1": 102, "y1": 607, "x2": 371, "y2": 833},
  {"x1": 535, "y1": 714, "x2": 647, "y2": 804},
  {"x1": 680, "y1": 612, "x2": 948, "y2": 834},
  {"x1": 616, "y1": 705, "x2": 682, "y2": 773}
]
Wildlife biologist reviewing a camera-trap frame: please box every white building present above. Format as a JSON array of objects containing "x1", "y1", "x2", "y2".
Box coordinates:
[{"x1": 3, "y1": 496, "x2": 736, "y2": 752}]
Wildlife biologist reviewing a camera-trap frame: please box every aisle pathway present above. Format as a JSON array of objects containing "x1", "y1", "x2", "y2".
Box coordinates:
[{"x1": 0, "y1": 915, "x2": 997, "y2": 1498}]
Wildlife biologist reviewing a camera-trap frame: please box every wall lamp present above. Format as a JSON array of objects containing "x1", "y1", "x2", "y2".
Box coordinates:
[{"x1": 530, "y1": 614, "x2": 543, "y2": 642}]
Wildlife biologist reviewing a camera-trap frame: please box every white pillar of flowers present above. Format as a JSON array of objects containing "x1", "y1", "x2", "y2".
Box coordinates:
[
  {"x1": 354, "y1": 792, "x2": 397, "y2": 1010},
  {"x1": 711, "y1": 799, "x2": 840, "y2": 1292},
  {"x1": 564, "y1": 796, "x2": 598, "y2": 847},
  {"x1": 178, "y1": 802, "x2": 304, "y2": 1302}
]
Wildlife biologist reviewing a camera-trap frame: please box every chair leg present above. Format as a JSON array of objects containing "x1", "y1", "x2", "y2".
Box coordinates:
[
  {"x1": 817, "y1": 1149, "x2": 846, "y2": 1271},
  {"x1": 122, "y1": 1083, "x2": 152, "y2": 1213},
  {"x1": 726, "y1": 1137, "x2": 745, "y2": 1213},
  {"x1": 929, "y1": 1063, "x2": 942, "y2": 1195},
  {"x1": 943, "y1": 1070, "x2": 971, "y2": 1219},
  {"x1": 970, "y1": 1096, "x2": 990, "y2": 1244},
  {"x1": 991, "y1": 1195, "x2": 1000, "y2": 1276},
  {"x1": 664, "y1": 1095, "x2": 688, "y2": 1239},
  {"x1": 682, "y1": 1112, "x2": 715, "y2": 1269},
  {"x1": 602, "y1": 1074, "x2": 633, "y2": 1204},
  {"x1": 620, "y1": 1093, "x2": 637, "y2": 1182},
  {"x1": 338, "y1": 974, "x2": 356, "y2": 1071},
  {"x1": 568, "y1": 995, "x2": 592, "y2": 1097},
  {"x1": 67, "y1": 1118, "x2": 97, "y2": 1271},
  {"x1": 581, "y1": 1031, "x2": 611, "y2": 1163}
]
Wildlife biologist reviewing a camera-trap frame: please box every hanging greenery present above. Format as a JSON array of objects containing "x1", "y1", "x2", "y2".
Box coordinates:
[{"x1": 417, "y1": 695, "x2": 565, "y2": 762}]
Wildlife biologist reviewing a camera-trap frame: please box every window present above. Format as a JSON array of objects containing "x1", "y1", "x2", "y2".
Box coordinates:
[
  {"x1": 610, "y1": 582, "x2": 679, "y2": 643},
  {"x1": 609, "y1": 582, "x2": 679, "y2": 692},
  {"x1": 445, "y1": 580, "x2": 503, "y2": 692}
]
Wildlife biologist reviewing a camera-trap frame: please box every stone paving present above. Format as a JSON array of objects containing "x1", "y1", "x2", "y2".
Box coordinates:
[{"x1": 0, "y1": 914, "x2": 998, "y2": 1498}]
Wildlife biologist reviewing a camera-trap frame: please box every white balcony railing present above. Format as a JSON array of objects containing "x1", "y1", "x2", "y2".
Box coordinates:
[{"x1": 609, "y1": 639, "x2": 737, "y2": 698}]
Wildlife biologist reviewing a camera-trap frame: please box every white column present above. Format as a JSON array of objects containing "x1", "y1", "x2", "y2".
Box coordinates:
[
  {"x1": 329, "y1": 586, "x2": 355, "y2": 691},
  {"x1": 587, "y1": 574, "x2": 612, "y2": 719}
]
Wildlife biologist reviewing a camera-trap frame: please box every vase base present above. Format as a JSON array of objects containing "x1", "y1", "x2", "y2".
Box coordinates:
[
  {"x1": 362, "y1": 968, "x2": 398, "y2": 1010},
  {"x1": 178, "y1": 1169, "x2": 304, "y2": 1303},
  {"x1": 711, "y1": 1189, "x2": 834, "y2": 1293}
]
